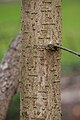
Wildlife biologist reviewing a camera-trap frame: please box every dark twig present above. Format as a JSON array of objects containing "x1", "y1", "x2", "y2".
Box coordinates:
[{"x1": 48, "y1": 44, "x2": 80, "y2": 57}]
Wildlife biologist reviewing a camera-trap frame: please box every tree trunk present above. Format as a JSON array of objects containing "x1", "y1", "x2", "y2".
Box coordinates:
[
  {"x1": 21, "y1": 0, "x2": 62, "y2": 120},
  {"x1": 0, "y1": 33, "x2": 21, "y2": 120}
]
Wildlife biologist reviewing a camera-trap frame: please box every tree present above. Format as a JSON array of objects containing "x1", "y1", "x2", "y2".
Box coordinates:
[
  {"x1": 21, "y1": 0, "x2": 62, "y2": 120},
  {"x1": 0, "y1": 33, "x2": 21, "y2": 120}
]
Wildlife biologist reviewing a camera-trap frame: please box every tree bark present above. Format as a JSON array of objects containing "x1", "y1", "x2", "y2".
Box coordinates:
[
  {"x1": 0, "y1": 33, "x2": 21, "y2": 120},
  {"x1": 21, "y1": 0, "x2": 62, "y2": 120}
]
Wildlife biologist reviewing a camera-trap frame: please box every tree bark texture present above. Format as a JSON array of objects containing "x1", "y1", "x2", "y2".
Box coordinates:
[
  {"x1": 21, "y1": 0, "x2": 62, "y2": 120},
  {"x1": 0, "y1": 33, "x2": 21, "y2": 120}
]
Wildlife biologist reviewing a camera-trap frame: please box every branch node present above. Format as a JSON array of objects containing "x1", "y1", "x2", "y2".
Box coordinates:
[{"x1": 47, "y1": 43, "x2": 80, "y2": 57}]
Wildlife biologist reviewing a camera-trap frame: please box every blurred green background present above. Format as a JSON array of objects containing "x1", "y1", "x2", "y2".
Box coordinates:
[
  {"x1": 62, "y1": 0, "x2": 80, "y2": 73},
  {"x1": 0, "y1": 1, "x2": 20, "y2": 61},
  {"x1": 0, "y1": 0, "x2": 80, "y2": 120}
]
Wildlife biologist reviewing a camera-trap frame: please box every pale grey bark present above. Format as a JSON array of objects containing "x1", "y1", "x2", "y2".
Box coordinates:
[{"x1": 0, "y1": 33, "x2": 21, "y2": 120}]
